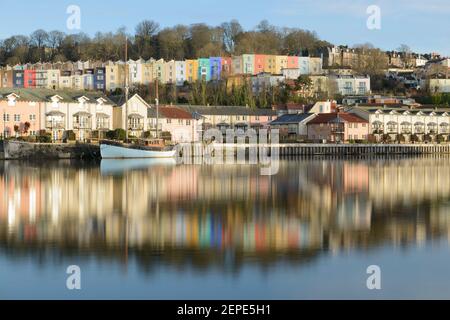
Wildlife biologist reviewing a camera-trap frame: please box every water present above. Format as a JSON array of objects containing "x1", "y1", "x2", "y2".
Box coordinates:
[{"x1": 1, "y1": 156, "x2": 450, "y2": 299}]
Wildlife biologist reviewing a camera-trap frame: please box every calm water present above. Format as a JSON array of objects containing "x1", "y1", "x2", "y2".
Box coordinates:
[{"x1": 1, "y1": 156, "x2": 450, "y2": 299}]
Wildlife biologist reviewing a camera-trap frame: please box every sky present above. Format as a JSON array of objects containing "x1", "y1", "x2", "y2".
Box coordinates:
[{"x1": 0, "y1": 0, "x2": 449, "y2": 55}]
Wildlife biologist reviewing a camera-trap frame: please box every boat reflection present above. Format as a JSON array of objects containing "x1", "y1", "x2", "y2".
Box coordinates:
[{"x1": 100, "y1": 158, "x2": 177, "y2": 175}]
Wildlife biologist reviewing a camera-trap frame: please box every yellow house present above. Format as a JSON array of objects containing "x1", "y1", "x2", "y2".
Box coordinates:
[
  {"x1": 151, "y1": 59, "x2": 165, "y2": 83},
  {"x1": 46, "y1": 70, "x2": 60, "y2": 89},
  {"x1": 105, "y1": 61, "x2": 128, "y2": 91},
  {"x1": 264, "y1": 55, "x2": 277, "y2": 74},
  {"x1": 186, "y1": 60, "x2": 199, "y2": 82},
  {"x1": 142, "y1": 60, "x2": 154, "y2": 84},
  {"x1": 164, "y1": 60, "x2": 176, "y2": 84},
  {"x1": 275, "y1": 55, "x2": 288, "y2": 74}
]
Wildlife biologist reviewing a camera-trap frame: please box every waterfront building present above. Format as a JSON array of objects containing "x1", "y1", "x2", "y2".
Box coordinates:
[
  {"x1": 93, "y1": 67, "x2": 106, "y2": 91},
  {"x1": 59, "y1": 71, "x2": 73, "y2": 89},
  {"x1": 24, "y1": 70, "x2": 37, "y2": 88},
  {"x1": 46, "y1": 70, "x2": 60, "y2": 89},
  {"x1": 209, "y1": 57, "x2": 222, "y2": 81},
  {"x1": 128, "y1": 58, "x2": 145, "y2": 85},
  {"x1": 269, "y1": 113, "x2": 316, "y2": 141},
  {"x1": 153, "y1": 106, "x2": 200, "y2": 142},
  {"x1": 105, "y1": 61, "x2": 127, "y2": 92},
  {"x1": 179, "y1": 105, "x2": 277, "y2": 135},
  {"x1": 152, "y1": 59, "x2": 165, "y2": 83},
  {"x1": 112, "y1": 94, "x2": 150, "y2": 138},
  {"x1": 307, "y1": 112, "x2": 369, "y2": 142},
  {"x1": 350, "y1": 106, "x2": 450, "y2": 142}
]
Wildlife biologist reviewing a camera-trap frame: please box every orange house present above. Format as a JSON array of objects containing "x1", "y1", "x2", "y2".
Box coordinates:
[
  {"x1": 287, "y1": 56, "x2": 299, "y2": 69},
  {"x1": 254, "y1": 55, "x2": 266, "y2": 74},
  {"x1": 221, "y1": 57, "x2": 232, "y2": 78}
]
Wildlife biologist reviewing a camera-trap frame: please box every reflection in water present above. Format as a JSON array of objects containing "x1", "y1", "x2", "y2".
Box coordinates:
[{"x1": 1, "y1": 157, "x2": 450, "y2": 273}]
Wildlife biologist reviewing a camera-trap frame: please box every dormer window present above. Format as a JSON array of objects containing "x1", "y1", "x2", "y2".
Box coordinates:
[
  {"x1": 6, "y1": 93, "x2": 19, "y2": 106},
  {"x1": 77, "y1": 96, "x2": 90, "y2": 104}
]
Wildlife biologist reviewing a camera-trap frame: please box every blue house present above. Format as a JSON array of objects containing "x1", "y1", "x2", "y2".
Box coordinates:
[
  {"x1": 94, "y1": 67, "x2": 106, "y2": 91},
  {"x1": 209, "y1": 57, "x2": 222, "y2": 81},
  {"x1": 13, "y1": 70, "x2": 25, "y2": 88}
]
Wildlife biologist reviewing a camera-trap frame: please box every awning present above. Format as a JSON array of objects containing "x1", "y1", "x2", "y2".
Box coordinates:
[
  {"x1": 387, "y1": 121, "x2": 397, "y2": 125},
  {"x1": 46, "y1": 110, "x2": 65, "y2": 117},
  {"x1": 400, "y1": 121, "x2": 411, "y2": 125},
  {"x1": 73, "y1": 111, "x2": 92, "y2": 117},
  {"x1": 96, "y1": 112, "x2": 110, "y2": 118},
  {"x1": 414, "y1": 122, "x2": 424, "y2": 126},
  {"x1": 128, "y1": 113, "x2": 144, "y2": 119}
]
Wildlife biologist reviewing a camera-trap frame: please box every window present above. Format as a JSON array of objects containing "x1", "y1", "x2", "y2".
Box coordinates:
[
  {"x1": 167, "y1": 119, "x2": 171, "y2": 124},
  {"x1": 186, "y1": 120, "x2": 191, "y2": 125},
  {"x1": 30, "y1": 114, "x2": 36, "y2": 121},
  {"x1": 3, "y1": 114, "x2": 10, "y2": 121},
  {"x1": 14, "y1": 114, "x2": 20, "y2": 121}
]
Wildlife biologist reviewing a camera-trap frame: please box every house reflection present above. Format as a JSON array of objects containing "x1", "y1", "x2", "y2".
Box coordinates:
[{"x1": 1, "y1": 157, "x2": 450, "y2": 269}]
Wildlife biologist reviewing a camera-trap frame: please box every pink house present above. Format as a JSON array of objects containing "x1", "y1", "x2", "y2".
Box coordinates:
[
  {"x1": 0, "y1": 93, "x2": 42, "y2": 138},
  {"x1": 307, "y1": 112, "x2": 369, "y2": 142}
]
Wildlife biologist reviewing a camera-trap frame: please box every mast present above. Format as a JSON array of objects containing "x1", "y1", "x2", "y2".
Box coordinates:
[
  {"x1": 125, "y1": 36, "x2": 129, "y2": 142},
  {"x1": 155, "y1": 78, "x2": 159, "y2": 139}
]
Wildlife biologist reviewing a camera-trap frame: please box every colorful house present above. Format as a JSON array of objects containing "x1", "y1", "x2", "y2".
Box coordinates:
[
  {"x1": 263, "y1": 55, "x2": 277, "y2": 74},
  {"x1": 164, "y1": 60, "x2": 176, "y2": 84},
  {"x1": 185, "y1": 60, "x2": 199, "y2": 82},
  {"x1": 287, "y1": 56, "x2": 299, "y2": 69},
  {"x1": 0, "y1": 92, "x2": 40, "y2": 138},
  {"x1": 24, "y1": 70, "x2": 36, "y2": 88},
  {"x1": 209, "y1": 57, "x2": 222, "y2": 81},
  {"x1": 231, "y1": 56, "x2": 243, "y2": 75},
  {"x1": 254, "y1": 54, "x2": 266, "y2": 74},
  {"x1": 13, "y1": 70, "x2": 25, "y2": 88},
  {"x1": 221, "y1": 57, "x2": 232, "y2": 78},
  {"x1": 275, "y1": 55, "x2": 288, "y2": 74},
  {"x1": 307, "y1": 112, "x2": 369, "y2": 142},
  {"x1": 175, "y1": 61, "x2": 187, "y2": 86},
  {"x1": 198, "y1": 58, "x2": 211, "y2": 82},
  {"x1": 242, "y1": 54, "x2": 255, "y2": 74}
]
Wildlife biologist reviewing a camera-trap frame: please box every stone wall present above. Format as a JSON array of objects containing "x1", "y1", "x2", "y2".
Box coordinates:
[{"x1": 3, "y1": 141, "x2": 100, "y2": 160}]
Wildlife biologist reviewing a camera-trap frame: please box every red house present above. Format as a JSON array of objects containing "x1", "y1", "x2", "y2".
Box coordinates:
[{"x1": 24, "y1": 70, "x2": 36, "y2": 88}]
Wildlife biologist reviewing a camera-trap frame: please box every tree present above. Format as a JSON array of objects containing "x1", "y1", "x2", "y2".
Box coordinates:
[
  {"x1": 221, "y1": 20, "x2": 243, "y2": 53},
  {"x1": 30, "y1": 29, "x2": 49, "y2": 61}
]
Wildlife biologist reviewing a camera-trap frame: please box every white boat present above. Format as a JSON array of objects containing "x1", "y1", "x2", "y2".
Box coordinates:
[
  {"x1": 100, "y1": 141, "x2": 177, "y2": 159},
  {"x1": 100, "y1": 158, "x2": 177, "y2": 175}
]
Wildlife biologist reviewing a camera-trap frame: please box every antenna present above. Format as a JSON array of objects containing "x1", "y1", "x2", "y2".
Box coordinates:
[{"x1": 155, "y1": 78, "x2": 159, "y2": 139}]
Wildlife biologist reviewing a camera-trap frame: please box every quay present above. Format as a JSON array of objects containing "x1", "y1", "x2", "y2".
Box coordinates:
[{"x1": 181, "y1": 143, "x2": 450, "y2": 157}]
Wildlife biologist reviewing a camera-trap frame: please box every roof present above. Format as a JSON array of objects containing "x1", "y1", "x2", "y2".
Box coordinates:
[
  {"x1": 0, "y1": 88, "x2": 114, "y2": 105},
  {"x1": 178, "y1": 105, "x2": 277, "y2": 116},
  {"x1": 270, "y1": 113, "x2": 315, "y2": 125},
  {"x1": 308, "y1": 113, "x2": 368, "y2": 124},
  {"x1": 159, "y1": 106, "x2": 194, "y2": 119}
]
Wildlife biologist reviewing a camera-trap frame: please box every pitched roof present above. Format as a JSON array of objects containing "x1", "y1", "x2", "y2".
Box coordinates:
[
  {"x1": 270, "y1": 113, "x2": 315, "y2": 125},
  {"x1": 158, "y1": 106, "x2": 194, "y2": 119},
  {"x1": 178, "y1": 105, "x2": 277, "y2": 116},
  {"x1": 0, "y1": 88, "x2": 114, "y2": 104},
  {"x1": 308, "y1": 113, "x2": 367, "y2": 124}
]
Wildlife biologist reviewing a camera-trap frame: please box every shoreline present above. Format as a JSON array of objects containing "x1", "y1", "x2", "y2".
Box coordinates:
[{"x1": 2, "y1": 140, "x2": 450, "y2": 159}]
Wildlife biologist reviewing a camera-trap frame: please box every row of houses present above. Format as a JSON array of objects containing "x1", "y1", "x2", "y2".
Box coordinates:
[
  {"x1": 0, "y1": 88, "x2": 278, "y2": 143},
  {"x1": 0, "y1": 55, "x2": 324, "y2": 91}
]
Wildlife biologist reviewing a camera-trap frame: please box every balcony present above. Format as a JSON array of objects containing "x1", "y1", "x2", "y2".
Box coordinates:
[
  {"x1": 96, "y1": 121, "x2": 110, "y2": 130},
  {"x1": 129, "y1": 123, "x2": 144, "y2": 131},
  {"x1": 46, "y1": 121, "x2": 65, "y2": 129},
  {"x1": 74, "y1": 122, "x2": 92, "y2": 129}
]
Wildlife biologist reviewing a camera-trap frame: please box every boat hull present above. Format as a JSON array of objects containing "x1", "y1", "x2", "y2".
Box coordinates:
[{"x1": 100, "y1": 144, "x2": 177, "y2": 159}]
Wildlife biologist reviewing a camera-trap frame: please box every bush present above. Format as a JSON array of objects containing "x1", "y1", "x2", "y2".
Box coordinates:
[
  {"x1": 161, "y1": 131, "x2": 172, "y2": 141},
  {"x1": 64, "y1": 130, "x2": 76, "y2": 141},
  {"x1": 106, "y1": 129, "x2": 126, "y2": 141},
  {"x1": 37, "y1": 133, "x2": 52, "y2": 143}
]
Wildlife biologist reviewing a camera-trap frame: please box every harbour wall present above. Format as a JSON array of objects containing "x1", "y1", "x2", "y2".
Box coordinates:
[{"x1": 2, "y1": 140, "x2": 100, "y2": 160}]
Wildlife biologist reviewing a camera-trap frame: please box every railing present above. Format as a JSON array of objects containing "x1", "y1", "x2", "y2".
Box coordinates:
[
  {"x1": 96, "y1": 122, "x2": 110, "y2": 130},
  {"x1": 129, "y1": 124, "x2": 144, "y2": 130},
  {"x1": 74, "y1": 122, "x2": 92, "y2": 129},
  {"x1": 46, "y1": 121, "x2": 65, "y2": 129}
]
